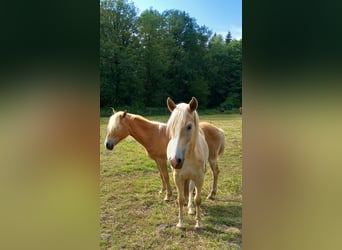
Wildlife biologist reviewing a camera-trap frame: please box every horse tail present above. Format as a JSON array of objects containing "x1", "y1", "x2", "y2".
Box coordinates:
[{"x1": 217, "y1": 129, "x2": 225, "y2": 157}]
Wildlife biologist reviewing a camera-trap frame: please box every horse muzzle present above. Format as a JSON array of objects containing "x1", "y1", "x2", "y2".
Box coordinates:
[
  {"x1": 105, "y1": 140, "x2": 114, "y2": 150},
  {"x1": 169, "y1": 157, "x2": 183, "y2": 169}
]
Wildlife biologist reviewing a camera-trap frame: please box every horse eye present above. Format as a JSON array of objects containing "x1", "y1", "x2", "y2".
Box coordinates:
[{"x1": 186, "y1": 124, "x2": 192, "y2": 130}]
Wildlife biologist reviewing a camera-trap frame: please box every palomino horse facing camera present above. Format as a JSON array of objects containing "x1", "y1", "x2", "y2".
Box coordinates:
[
  {"x1": 104, "y1": 110, "x2": 224, "y2": 202},
  {"x1": 166, "y1": 97, "x2": 208, "y2": 229}
]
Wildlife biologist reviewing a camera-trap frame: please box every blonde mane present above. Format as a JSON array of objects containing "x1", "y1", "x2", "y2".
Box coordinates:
[
  {"x1": 131, "y1": 114, "x2": 164, "y2": 127},
  {"x1": 108, "y1": 111, "x2": 165, "y2": 134},
  {"x1": 130, "y1": 114, "x2": 166, "y2": 134},
  {"x1": 166, "y1": 103, "x2": 199, "y2": 152},
  {"x1": 107, "y1": 111, "x2": 124, "y2": 133}
]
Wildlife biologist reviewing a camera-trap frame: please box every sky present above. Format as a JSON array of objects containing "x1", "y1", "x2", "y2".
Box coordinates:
[{"x1": 131, "y1": 0, "x2": 242, "y2": 40}]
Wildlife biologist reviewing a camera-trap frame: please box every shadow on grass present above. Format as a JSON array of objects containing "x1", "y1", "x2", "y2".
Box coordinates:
[
  {"x1": 156, "y1": 202, "x2": 242, "y2": 233},
  {"x1": 202, "y1": 202, "x2": 242, "y2": 229}
]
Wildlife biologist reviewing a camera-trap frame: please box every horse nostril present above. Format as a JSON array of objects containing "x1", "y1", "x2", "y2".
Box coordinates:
[
  {"x1": 170, "y1": 157, "x2": 183, "y2": 169},
  {"x1": 106, "y1": 141, "x2": 114, "y2": 150}
]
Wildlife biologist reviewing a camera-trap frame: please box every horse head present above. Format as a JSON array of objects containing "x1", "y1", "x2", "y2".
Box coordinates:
[
  {"x1": 166, "y1": 97, "x2": 199, "y2": 169},
  {"x1": 104, "y1": 110, "x2": 129, "y2": 150}
]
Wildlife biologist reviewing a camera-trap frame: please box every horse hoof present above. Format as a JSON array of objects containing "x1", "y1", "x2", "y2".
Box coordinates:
[
  {"x1": 195, "y1": 222, "x2": 202, "y2": 231},
  {"x1": 176, "y1": 223, "x2": 185, "y2": 230},
  {"x1": 188, "y1": 209, "x2": 196, "y2": 215},
  {"x1": 164, "y1": 194, "x2": 172, "y2": 201},
  {"x1": 207, "y1": 194, "x2": 215, "y2": 200}
]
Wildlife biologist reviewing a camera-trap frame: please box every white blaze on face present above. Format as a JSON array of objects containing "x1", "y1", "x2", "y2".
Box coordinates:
[
  {"x1": 167, "y1": 137, "x2": 178, "y2": 165},
  {"x1": 167, "y1": 136, "x2": 186, "y2": 169}
]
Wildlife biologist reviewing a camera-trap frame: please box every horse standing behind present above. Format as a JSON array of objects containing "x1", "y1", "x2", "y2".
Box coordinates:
[
  {"x1": 166, "y1": 97, "x2": 208, "y2": 229},
  {"x1": 104, "y1": 111, "x2": 224, "y2": 202},
  {"x1": 105, "y1": 110, "x2": 171, "y2": 200}
]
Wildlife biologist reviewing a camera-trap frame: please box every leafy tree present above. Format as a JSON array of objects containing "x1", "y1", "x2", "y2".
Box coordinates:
[
  {"x1": 206, "y1": 36, "x2": 242, "y2": 109},
  {"x1": 162, "y1": 10, "x2": 211, "y2": 106},
  {"x1": 136, "y1": 9, "x2": 169, "y2": 106},
  {"x1": 99, "y1": 2, "x2": 241, "y2": 111},
  {"x1": 100, "y1": 0, "x2": 143, "y2": 107},
  {"x1": 223, "y1": 39, "x2": 242, "y2": 109},
  {"x1": 206, "y1": 34, "x2": 229, "y2": 107}
]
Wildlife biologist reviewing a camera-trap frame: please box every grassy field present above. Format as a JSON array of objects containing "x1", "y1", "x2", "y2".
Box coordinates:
[{"x1": 100, "y1": 114, "x2": 242, "y2": 249}]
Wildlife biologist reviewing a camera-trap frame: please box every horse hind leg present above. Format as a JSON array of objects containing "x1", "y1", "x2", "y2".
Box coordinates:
[
  {"x1": 207, "y1": 159, "x2": 220, "y2": 200},
  {"x1": 184, "y1": 179, "x2": 189, "y2": 206}
]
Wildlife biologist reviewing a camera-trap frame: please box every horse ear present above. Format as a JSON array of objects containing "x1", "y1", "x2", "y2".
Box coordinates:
[
  {"x1": 122, "y1": 110, "x2": 127, "y2": 118},
  {"x1": 111, "y1": 107, "x2": 116, "y2": 114},
  {"x1": 188, "y1": 97, "x2": 198, "y2": 112},
  {"x1": 167, "y1": 97, "x2": 177, "y2": 112}
]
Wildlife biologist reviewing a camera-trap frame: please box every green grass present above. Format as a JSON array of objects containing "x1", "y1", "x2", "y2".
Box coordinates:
[{"x1": 100, "y1": 114, "x2": 242, "y2": 249}]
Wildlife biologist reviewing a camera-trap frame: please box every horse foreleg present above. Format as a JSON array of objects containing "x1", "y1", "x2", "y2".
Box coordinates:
[
  {"x1": 207, "y1": 159, "x2": 220, "y2": 200},
  {"x1": 155, "y1": 161, "x2": 166, "y2": 194},
  {"x1": 159, "y1": 160, "x2": 172, "y2": 201},
  {"x1": 158, "y1": 173, "x2": 166, "y2": 194},
  {"x1": 194, "y1": 179, "x2": 204, "y2": 229},
  {"x1": 156, "y1": 159, "x2": 172, "y2": 201},
  {"x1": 174, "y1": 176, "x2": 185, "y2": 229},
  {"x1": 188, "y1": 180, "x2": 195, "y2": 215}
]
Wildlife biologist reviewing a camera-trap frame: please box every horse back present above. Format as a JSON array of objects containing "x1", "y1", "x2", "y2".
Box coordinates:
[{"x1": 199, "y1": 122, "x2": 225, "y2": 159}]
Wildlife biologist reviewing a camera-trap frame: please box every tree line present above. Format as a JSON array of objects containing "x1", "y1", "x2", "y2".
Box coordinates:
[{"x1": 100, "y1": 0, "x2": 242, "y2": 111}]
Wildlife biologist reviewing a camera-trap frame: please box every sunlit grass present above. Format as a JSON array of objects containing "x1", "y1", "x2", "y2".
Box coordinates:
[{"x1": 100, "y1": 114, "x2": 242, "y2": 249}]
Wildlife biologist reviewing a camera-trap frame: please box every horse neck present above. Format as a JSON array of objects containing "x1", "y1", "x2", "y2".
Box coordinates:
[{"x1": 125, "y1": 114, "x2": 159, "y2": 148}]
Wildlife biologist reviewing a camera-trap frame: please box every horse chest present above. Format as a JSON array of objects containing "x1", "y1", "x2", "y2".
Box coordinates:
[{"x1": 174, "y1": 162, "x2": 205, "y2": 179}]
